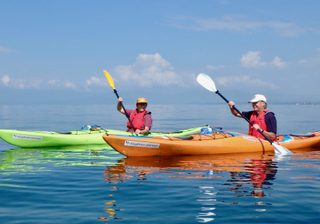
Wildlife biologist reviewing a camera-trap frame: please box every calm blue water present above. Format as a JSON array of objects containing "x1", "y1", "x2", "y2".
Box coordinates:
[{"x1": 1, "y1": 104, "x2": 320, "y2": 223}]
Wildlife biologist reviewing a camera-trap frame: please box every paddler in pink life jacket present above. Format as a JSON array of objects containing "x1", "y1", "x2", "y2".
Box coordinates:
[
  {"x1": 227, "y1": 94, "x2": 277, "y2": 141},
  {"x1": 117, "y1": 97, "x2": 152, "y2": 135}
]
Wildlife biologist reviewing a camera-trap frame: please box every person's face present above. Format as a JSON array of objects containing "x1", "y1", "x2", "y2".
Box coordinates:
[
  {"x1": 251, "y1": 101, "x2": 265, "y2": 111},
  {"x1": 136, "y1": 103, "x2": 147, "y2": 111}
]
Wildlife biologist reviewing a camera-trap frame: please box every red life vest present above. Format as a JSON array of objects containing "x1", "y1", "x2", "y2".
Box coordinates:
[
  {"x1": 250, "y1": 159, "x2": 267, "y2": 188},
  {"x1": 127, "y1": 110, "x2": 148, "y2": 130},
  {"x1": 248, "y1": 110, "x2": 270, "y2": 139},
  {"x1": 250, "y1": 159, "x2": 267, "y2": 197}
]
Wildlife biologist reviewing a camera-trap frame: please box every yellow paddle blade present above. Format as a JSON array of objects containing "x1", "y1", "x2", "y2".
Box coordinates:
[{"x1": 103, "y1": 69, "x2": 115, "y2": 90}]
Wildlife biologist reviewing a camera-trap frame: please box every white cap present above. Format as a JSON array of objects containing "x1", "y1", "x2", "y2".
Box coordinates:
[{"x1": 249, "y1": 94, "x2": 267, "y2": 103}]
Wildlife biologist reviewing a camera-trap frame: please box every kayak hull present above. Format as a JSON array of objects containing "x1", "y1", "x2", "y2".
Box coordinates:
[
  {"x1": 0, "y1": 126, "x2": 204, "y2": 148},
  {"x1": 103, "y1": 131, "x2": 320, "y2": 157},
  {"x1": 103, "y1": 133, "x2": 274, "y2": 156}
]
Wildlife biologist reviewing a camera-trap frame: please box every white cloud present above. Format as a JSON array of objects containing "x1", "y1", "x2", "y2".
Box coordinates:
[
  {"x1": 216, "y1": 75, "x2": 277, "y2": 89},
  {"x1": 114, "y1": 53, "x2": 182, "y2": 87},
  {"x1": 1, "y1": 76, "x2": 79, "y2": 90},
  {"x1": 48, "y1": 79, "x2": 77, "y2": 89},
  {"x1": 241, "y1": 51, "x2": 266, "y2": 68},
  {"x1": 14, "y1": 79, "x2": 42, "y2": 89},
  {"x1": 271, "y1": 56, "x2": 286, "y2": 68},
  {"x1": 267, "y1": 21, "x2": 305, "y2": 37},
  {"x1": 64, "y1": 81, "x2": 77, "y2": 89},
  {"x1": 0, "y1": 75, "x2": 36, "y2": 89},
  {"x1": 48, "y1": 79, "x2": 60, "y2": 87},
  {"x1": 169, "y1": 16, "x2": 305, "y2": 37},
  {"x1": 85, "y1": 76, "x2": 106, "y2": 87},
  {"x1": 1, "y1": 75, "x2": 11, "y2": 86},
  {"x1": 298, "y1": 49, "x2": 320, "y2": 67},
  {"x1": 241, "y1": 51, "x2": 287, "y2": 69}
]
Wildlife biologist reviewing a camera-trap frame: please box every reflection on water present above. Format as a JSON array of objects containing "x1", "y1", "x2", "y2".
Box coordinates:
[
  {"x1": 1, "y1": 148, "x2": 319, "y2": 223},
  {"x1": 105, "y1": 153, "x2": 276, "y2": 181},
  {"x1": 227, "y1": 158, "x2": 277, "y2": 198},
  {"x1": 102, "y1": 150, "x2": 320, "y2": 223},
  {"x1": 197, "y1": 186, "x2": 217, "y2": 223},
  {"x1": 99, "y1": 186, "x2": 123, "y2": 222},
  {"x1": 0, "y1": 146, "x2": 122, "y2": 174},
  {"x1": 103, "y1": 153, "x2": 278, "y2": 222}
]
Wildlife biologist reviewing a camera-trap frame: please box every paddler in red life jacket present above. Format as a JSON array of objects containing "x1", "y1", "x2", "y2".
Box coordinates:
[
  {"x1": 227, "y1": 94, "x2": 277, "y2": 141},
  {"x1": 117, "y1": 97, "x2": 152, "y2": 135}
]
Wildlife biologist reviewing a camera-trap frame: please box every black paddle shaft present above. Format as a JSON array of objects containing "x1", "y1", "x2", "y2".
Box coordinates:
[
  {"x1": 215, "y1": 90, "x2": 273, "y2": 144},
  {"x1": 216, "y1": 91, "x2": 250, "y2": 123},
  {"x1": 114, "y1": 89, "x2": 136, "y2": 131}
]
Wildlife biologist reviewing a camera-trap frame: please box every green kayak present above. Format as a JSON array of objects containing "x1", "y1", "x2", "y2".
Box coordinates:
[{"x1": 0, "y1": 126, "x2": 206, "y2": 148}]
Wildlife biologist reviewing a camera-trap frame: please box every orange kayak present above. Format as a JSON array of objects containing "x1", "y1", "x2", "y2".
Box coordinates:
[{"x1": 102, "y1": 131, "x2": 320, "y2": 157}]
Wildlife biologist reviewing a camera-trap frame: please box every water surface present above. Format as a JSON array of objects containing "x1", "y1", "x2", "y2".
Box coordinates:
[{"x1": 1, "y1": 104, "x2": 319, "y2": 223}]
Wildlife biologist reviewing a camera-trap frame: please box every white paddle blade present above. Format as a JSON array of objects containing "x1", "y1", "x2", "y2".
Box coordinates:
[
  {"x1": 196, "y1": 73, "x2": 217, "y2": 92},
  {"x1": 272, "y1": 142, "x2": 293, "y2": 155}
]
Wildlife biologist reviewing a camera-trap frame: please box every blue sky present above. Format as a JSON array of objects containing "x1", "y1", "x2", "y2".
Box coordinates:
[{"x1": 0, "y1": 0, "x2": 319, "y2": 105}]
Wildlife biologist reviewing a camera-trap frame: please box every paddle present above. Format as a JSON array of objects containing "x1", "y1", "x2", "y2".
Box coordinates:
[
  {"x1": 196, "y1": 73, "x2": 292, "y2": 155},
  {"x1": 103, "y1": 69, "x2": 136, "y2": 132}
]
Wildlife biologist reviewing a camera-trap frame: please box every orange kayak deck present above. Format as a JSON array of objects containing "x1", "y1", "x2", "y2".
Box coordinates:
[{"x1": 103, "y1": 131, "x2": 320, "y2": 157}]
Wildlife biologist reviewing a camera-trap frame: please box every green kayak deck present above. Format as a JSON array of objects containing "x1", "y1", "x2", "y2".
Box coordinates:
[{"x1": 0, "y1": 126, "x2": 206, "y2": 148}]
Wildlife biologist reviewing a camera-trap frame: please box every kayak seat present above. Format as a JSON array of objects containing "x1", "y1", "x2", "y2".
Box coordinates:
[{"x1": 57, "y1": 132, "x2": 72, "y2": 134}]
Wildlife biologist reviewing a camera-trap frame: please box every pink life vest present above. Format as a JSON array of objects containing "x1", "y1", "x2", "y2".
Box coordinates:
[
  {"x1": 127, "y1": 110, "x2": 148, "y2": 130},
  {"x1": 248, "y1": 110, "x2": 270, "y2": 139}
]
